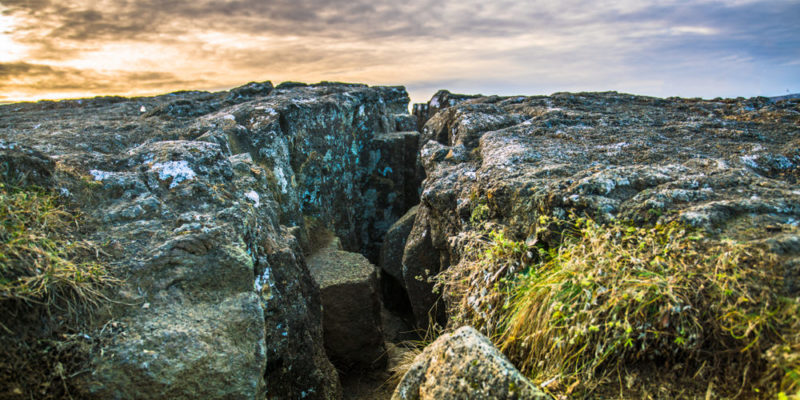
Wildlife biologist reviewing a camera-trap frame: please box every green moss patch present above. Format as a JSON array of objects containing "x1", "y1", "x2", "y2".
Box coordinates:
[{"x1": 0, "y1": 182, "x2": 110, "y2": 308}]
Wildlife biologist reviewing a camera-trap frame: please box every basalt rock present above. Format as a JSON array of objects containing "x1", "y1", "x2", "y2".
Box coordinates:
[
  {"x1": 403, "y1": 90, "x2": 800, "y2": 330},
  {"x1": 0, "y1": 81, "x2": 420, "y2": 399},
  {"x1": 380, "y1": 205, "x2": 418, "y2": 284},
  {"x1": 391, "y1": 326, "x2": 548, "y2": 400},
  {"x1": 0, "y1": 140, "x2": 55, "y2": 186},
  {"x1": 4, "y1": 81, "x2": 798, "y2": 399},
  {"x1": 412, "y1": 90, "x2": 481, "y2": 131}
]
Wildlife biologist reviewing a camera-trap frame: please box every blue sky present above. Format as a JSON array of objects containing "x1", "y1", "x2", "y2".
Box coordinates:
[{"x1": 1, "y1": 0, "x2": 798, "y2": 103}]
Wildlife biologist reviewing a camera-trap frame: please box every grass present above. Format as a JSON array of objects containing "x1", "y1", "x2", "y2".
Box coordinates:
[
  {"x1": 0, "y1": 182, "x2": 111, "y2": 312},
  {"x1": 439, "y1": 216, "x2": 799, "y2": 398},
  {"x1": 0, "y1": 181, "x2": 115, "y2": 399}
]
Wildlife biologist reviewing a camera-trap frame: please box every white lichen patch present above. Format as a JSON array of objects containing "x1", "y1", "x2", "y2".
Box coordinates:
[
  {"x1": 597, "y1": 142, "x2": 630, "y2": 154},
  {"x1": 274, "y1": 166, "x2": 289, "y2": 193},
  {"x1": 254, "y1": 265, "x2": 274, "y2": 300},
  {"x1": 740, "y1": 154, "x2": 760, "y2": 169},
  {"x1": 151, "y1": 161, "x2": 196, "y2": 188},
  {"x1": 244, "y1": 190, "x2": 260, "y2": 207},
  {"x1": 90, "y1": 169, "x2": 114, "y2": 181}
]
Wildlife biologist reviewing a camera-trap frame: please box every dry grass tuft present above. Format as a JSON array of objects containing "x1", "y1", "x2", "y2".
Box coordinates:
[
  {"x1": 439, "y1": 216, "x2": 800, "y2": 398},
  {"x1": 387, "y1": 342, "x2": 424, "y2": 388},
  {"x1": 0, "y1": 181, "x2": 116, "y2": 399},
  {"x1": 0, "y1": 182, "x2": 112, "y2": 312}
]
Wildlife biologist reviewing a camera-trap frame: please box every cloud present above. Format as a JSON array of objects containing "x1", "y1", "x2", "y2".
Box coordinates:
[
  {"x1": 0, "y1": 0, "x2": 797, "y2": 102},
  {"x1": 0, "y1": 62, "x2": 199, "y2": 101}
]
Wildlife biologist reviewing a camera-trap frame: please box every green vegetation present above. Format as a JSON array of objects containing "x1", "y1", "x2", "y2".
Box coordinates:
[
  {"x1": 470, "y1": 202, "x2": 490, "y2": 225},
  {"x1": 1, "y1": 181, "x2": 115, "y2": 399},
  {"x1": 439, "y1": 216, "x2": 799, "y2": 398},
  {"x1": 0, "y1": 182, "x2": 111, "y2": 311}
]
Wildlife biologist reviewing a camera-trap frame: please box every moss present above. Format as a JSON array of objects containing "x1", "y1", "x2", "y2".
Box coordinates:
[{"x1": 470, "y1": 202, "x2": 490, "y2": 225}]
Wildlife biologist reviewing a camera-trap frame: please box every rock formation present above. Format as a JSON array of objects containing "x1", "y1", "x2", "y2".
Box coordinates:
[
  {"x1": 0, "y1": 82, "x2": 418, "y2": 399},
  {"x1": 1, "y1": 83, "x2": 798, "y2": 399},
  {"x1": 399, "y1": 91, "x2": 800, "y2": 328},
  {"x1": 307, "y1": 236, "x2": 386, "y2": 370}
]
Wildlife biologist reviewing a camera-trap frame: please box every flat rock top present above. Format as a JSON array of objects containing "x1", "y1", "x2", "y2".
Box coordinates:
[
  {"x1": 307, "y1": 249, "x2": 376, "y2": 288},
  {"x1": 417, "y1": 92, "x2": 800, "y2": 239}
]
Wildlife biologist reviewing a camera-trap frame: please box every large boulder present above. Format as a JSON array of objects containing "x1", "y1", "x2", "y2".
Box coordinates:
[
  {"x1": 0, "y1": 81, "x2": 419, "y2": 399},
  {"x1": 392, "y1": 326, "x2": 548, "y2": 400},
  {"x1": 401, "y1": 92, "x2": 800, "y2": 330}
]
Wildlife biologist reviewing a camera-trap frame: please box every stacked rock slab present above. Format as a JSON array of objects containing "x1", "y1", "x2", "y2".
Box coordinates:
[
  {"x1": 0, "y1": 81, "x2": 419, "y2": 399},
  {"x1": 307, "y1": 237, "x2": 386, "y2": 370},
  {"x1": 392, "y1": 326, "x2": 549, "y2": 400}
]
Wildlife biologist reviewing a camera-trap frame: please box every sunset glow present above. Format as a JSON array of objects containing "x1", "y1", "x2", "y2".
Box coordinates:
[{"x1": 0, "y1": 0, "x2": 798, "y2": 104}]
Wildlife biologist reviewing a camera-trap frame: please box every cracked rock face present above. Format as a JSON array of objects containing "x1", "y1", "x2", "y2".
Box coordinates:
[
  {"x1": 0, "y1": 82, "x2": 419, "y2": 399},
  {"x1": 401, "y1": 91, "x2": 800, "y2": 327}
]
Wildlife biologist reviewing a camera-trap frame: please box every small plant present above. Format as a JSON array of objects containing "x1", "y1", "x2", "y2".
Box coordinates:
[{"x1": 470, "y1": 202, "x2": 490, "y2": 225}]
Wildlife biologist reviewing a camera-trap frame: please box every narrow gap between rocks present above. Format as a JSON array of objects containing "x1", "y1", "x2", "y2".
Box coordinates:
[
  {"x1": 295, "y1": 136, "x2": 425, "y2": 398},
  {"x1": 303, "y1": 217, "x2": 421, "y2": 400}
]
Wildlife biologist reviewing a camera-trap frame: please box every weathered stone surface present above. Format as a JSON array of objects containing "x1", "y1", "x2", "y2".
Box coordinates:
[
  {"x1": 0, "y1": 81, "x2": 420, "y2": 399},
  {"x1": 308, "y1": 239, "x2": 386, "y2": 370},
  {"x1": 402, "y1": 205, "x2": 447, "y2": 328},
  {"x1": 400, "y1": 92, "x2": 800, "y2": 332},
  {"x1": 392, "y1": 326, "x2": 548, "y2": 400},
  {"x1": 0, "y1": 140, "x2": 54, "y2": 186},
  {"x1": 368, "y1": 132, "x2": 421, "y2": 257},
  {"x1": 191, "y1": 83, "x2": 418, "y2": 261}
]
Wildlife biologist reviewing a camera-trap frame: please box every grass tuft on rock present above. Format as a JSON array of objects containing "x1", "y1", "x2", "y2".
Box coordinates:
[
  {"x1": 0, "y1": 181, "x2": 116, "y2": 399},
  {"x1": 0, "y1": 182, "x2": 111, "y2": 311},
  {"x1": 440, "y1": 217, "x2": 799, "y2": 398}
]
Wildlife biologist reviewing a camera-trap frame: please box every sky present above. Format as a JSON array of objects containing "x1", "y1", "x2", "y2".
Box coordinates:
[{"x1": 0, "y1": 0, "x2": 798, "y2": 105}]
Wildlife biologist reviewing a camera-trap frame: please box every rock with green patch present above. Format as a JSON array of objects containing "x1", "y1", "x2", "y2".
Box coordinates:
[
  {"x1": 402, "y1": 91, "x2": 800, "y2": 397},
  {"x1": 0, "y1": 81, "x2": 420, "y2": 399}
]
